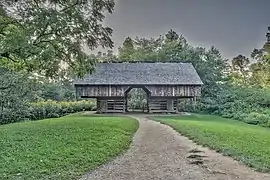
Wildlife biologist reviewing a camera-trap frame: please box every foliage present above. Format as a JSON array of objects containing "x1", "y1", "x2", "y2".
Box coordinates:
[
  {"x1": 0, "y1": 100, "x2": 96, "y2": 124},
  {"x1": 243, "y1": 112, "x2": 270, "y2": 125},
  {"x1": 0, "y1": 65, "x2": 87, "y2": 125},
  {"x1": 118, "y1": 37, "x2": 135, "y2": 61},
  {"x1": 96, "y1": 50, "x2": 118, "y2": 63},
  {"x1": 197, "y1": 28, "x2": 270, "y2": 127},
  {"x1": 116, "y1": 29, "x2": 229, "y2": 91},
  {"x1": 249, "y1": 41, "x2": 270, "y2": 88},
  {"x1": 126, "y1": 88, "x2": 148, "y2": 112},
  {"x1": 0, "y1": 0, "x2": 115, "y2": 78},
  {"x1": 229, "y1": 28, "x2": 270, "y2": 88},
  {"x1": 154, "y1": 114, "x2": 270, "y2": 172},
  {"x1": 177, "y1": 98, "x2": 198, "y2": 113},
  {"x1": 37, "y1": 82, "x2": 76, "y2": 101},
  {"x1": 200, "y1": 84, "x2": 270, "y2": 126},
  {"x1": 0, "y1": 65, "x2": 93, "y2": 124},
  {"x1": 229, "y1": 55, "x2": 250, "y2": 85},
  {"x1": 0, "y1": 67, "x2": 37, "y2": 123},
  {"x1": 0, "y1": 114, "x2": 138, "y2": 179}
]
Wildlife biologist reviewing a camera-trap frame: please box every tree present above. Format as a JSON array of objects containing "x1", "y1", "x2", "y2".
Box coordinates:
[
  {"x1": 0, "y1": 67, "x2": 36, "y2": 123},
  {"x1": 230, "y1": 55, "x2": 250, "y2": 85},
  {"x1": 249, "y1": 27, "x2": 270, "y2": 88},
  {"x1": 38, "y1": 82, "x2": 76, "y2": 101},
  {"x1": 117, "y1": 30, "x2": 228, "y2": 86},
  {"x1": 118, "y1": 37, "x2": 135, "y2": 61},
  {"x1": 96, "y1": 50, "x2": 118, "y2": 62},
  {"x1": 165, "y1": 29, "x2": 179, "y2": 41},
  {"x1": 0, "y1": 0, "x2": 115, "y2": 78}
]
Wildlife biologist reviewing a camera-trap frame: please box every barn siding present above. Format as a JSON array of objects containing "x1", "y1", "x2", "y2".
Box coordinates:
[
  {"x1": 76, "y1": 84, "x2": 201, "y2": 113},
  {"x1": 76, "y1": 85, "x2": 130, "y2": 97},
  {"x1": 76, "y1": 85, "x2": 201, "y2": 98},
  {"x1": 145, "y1": 85, "x2": 201, "y2": 97}
]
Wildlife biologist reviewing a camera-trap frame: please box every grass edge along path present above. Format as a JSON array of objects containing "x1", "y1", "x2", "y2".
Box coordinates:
[
  {"x1": 153, "y1": 114, "x2": 270, "y2": 172},
  {"x1": 0, "y1": 114, "x2": 139, "y2": 180}
]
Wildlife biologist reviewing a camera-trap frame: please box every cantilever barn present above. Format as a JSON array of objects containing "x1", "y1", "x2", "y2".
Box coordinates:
[{"x1": 74, "y1": 62, "x2": 203, "y2": 113}]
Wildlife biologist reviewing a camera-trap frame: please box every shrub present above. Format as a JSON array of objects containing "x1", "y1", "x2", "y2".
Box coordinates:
[
  {"x1": 29, "y1": 100, "x2": 96, "y2": 121},
  {"x1": 0, "y1": 100, "x2": 96, "y2": 124},
  {"x1": 265, "y1": 120, "x2": 270, "y2": 127},
  {"x1": 244, "y1": 112, "x2": 270, "y2": 125},
  {"x1": 201, "y1": 85, "x2": 270, "y2": 127}
]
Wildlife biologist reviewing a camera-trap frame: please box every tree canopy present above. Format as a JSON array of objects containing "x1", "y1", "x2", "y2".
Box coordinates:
[
  {"x1": 115, "y1": 30, "x2": 229, "y2": 95},
  {"x1": 0, "y1": 0, "x2": 115, "y2": 78},
  {"x1": 229, "y1": 27, "x2": 270, "y2": 88}
]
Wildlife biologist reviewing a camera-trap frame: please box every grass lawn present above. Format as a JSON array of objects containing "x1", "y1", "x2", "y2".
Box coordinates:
[
  {"x1": 0, "y1": 114, "x2": 138, "y2": 180},
  {"x1": 153, "y1": 114, "x2": 270, "y2": 172}
]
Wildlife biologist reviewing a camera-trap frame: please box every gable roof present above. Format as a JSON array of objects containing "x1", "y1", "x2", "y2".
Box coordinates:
[{"x1": 74, "y1": 62, "x2": 203, "y2": 85}]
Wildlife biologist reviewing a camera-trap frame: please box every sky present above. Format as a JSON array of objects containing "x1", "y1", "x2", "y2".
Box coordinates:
[{"x1": 101, "y1": 0, "x2": 270, "y2": 60}]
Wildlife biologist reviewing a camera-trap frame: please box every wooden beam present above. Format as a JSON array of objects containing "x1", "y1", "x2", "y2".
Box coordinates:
[{"x1": 167, "y1": 99, "x2": 174, "y2": 112}]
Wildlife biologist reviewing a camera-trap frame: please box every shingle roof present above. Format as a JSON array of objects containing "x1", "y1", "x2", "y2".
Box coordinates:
[{"x1": 74, "y1": 62, "x2": 203, "y2": 85}]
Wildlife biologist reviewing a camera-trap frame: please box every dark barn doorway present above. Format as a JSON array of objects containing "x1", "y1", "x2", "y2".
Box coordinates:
[{"x1": 124, "y1": 86, "x2": 151, "y2": 113}]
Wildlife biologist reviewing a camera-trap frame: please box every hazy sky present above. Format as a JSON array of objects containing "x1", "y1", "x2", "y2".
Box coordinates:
[{"x1": 103, "y1": 0, "x2": 270, "y2": 59}]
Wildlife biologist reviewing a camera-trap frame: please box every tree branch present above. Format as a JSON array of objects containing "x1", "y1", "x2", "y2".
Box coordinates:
[
  {"x1": 32, "y1": 22, "x2": 50, "y2": 45},
  {"x1": 33, "y1": 0, "x2": 40, "y2": 8},
  {"x1": 33, "y1": 39, "x2": 54, "y2": 46},
  {"x1": 60, "y1": 0, "x2": 80, "y2": 12},
  {"x1": 0, "y1": 84, "x2": 14, "y2": 91},
  {"x1": 0, "y1": 52, "x2": 18, "y2": 62}
]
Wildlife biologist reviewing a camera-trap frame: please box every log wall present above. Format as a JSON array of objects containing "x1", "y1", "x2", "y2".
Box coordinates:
[
  {"x1": 145, "y1": 85, "x2": 201, "y2": 97},
  {"x1": 75, "y1": 85, "x2": 201, "y2": 98},
  {"x1": 76, "y1": 85, "x2": 130, "y2": 98},
  {"x1": 97, "y1": 97, "x2": 125, "y2": 113},
  {"x1": 76, "y1": 84, "x2": 201, "y2": 113},
  {"x1": 149, "y1": 97, "x2": 178, "y2": 113}
]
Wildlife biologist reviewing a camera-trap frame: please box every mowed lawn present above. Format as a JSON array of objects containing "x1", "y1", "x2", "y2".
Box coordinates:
[
  {"x1": 0, "y1": 114, "x2": 138, "y2": 180},
  {"x1": 153, "y1": 114, "x2": 270, "y2": 172}
]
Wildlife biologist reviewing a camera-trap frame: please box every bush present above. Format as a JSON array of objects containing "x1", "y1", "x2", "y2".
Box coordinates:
[
  {"x1": 201, "y1": 84, "x2": 270, "y2": 127},
  {"x1": 244, "y1": 112, "x2": 270, "y2": 125},
  {"x1": 0, "y1": 100, "x2": 96, "y2": 124},
  {"x1": 29, "y1": 100, "x2": 96, "y2": 120},
  {"x1": 177, "y1": 98, "x2": 200, "y2": 113},
  {"x1": 265, "y1": 121, "x2": 270, "y2": 127}
]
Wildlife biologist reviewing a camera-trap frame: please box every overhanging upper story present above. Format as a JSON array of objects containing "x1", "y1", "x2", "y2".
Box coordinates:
[{"x1": 74, "y1": 62, "x2": 203, "y2": 98}]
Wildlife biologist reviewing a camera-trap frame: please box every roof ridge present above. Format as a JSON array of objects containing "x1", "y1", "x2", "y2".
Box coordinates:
[{"x1": 75, "y1": 62, "x2": 203, "y2": 85}]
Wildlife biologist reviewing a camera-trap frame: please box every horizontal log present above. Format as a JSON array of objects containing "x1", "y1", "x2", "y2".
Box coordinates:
[{"x1": 76, "y1": 85, "x2": 201, "y2": 98}]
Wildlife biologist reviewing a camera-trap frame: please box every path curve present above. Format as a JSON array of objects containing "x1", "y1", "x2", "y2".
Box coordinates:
[{"x1": 80, "y1": 115, "x2": 270, "y2": 180}]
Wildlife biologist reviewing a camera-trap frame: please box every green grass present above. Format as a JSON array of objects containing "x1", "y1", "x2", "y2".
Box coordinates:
[
  {"x1": 0, "y1": 114, "x2": 138, "y2": 180},
  {"x1": 153, "y1": 114, "x2": 270, "y2": 172}
]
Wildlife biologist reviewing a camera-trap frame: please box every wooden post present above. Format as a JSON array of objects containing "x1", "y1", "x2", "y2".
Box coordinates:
[
  {"x1": 99, "y1": 99, "x2": 107, "y2": 113},
  {"x1": 167, "y1": 99, "x2": 174, "y2": 113},
  {"x1": 148, "y1": 96, "x2": 151, "y2": 113},
  {"x1": 191, "y1": 97, "x2": 196, "y2": 112},
  {"x1": 123, "y1": 97, "x2": 126, "y2": 113},
  {"x1": 175, "y1": 98, "x2": 179, "y2": 113},
  {"x1": 75, "y1": 91, "x2": 78, "y2": 101},
  {"x1": 125, "y1": 95, "x2": 128, "y2": 112},
  {"x1": 96, "y1": 98, "x2": 99, "y2": 113}
]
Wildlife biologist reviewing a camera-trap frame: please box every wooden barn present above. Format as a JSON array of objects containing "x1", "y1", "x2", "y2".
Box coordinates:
[{"x1": 74, "y1": 62, "x2": 203, "y2": 113}]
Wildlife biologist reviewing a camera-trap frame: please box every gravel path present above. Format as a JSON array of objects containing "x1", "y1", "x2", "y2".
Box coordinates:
[{"x1": 80, "y1": 115, "x2": 270, "y2": 180}]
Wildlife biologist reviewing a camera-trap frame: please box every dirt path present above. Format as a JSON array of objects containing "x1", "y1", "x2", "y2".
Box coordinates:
[{"x1": 80, "y1": 115, "x2": 270, "y2": 180}]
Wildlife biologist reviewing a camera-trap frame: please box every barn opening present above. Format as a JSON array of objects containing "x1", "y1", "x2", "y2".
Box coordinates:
[{"x1": 124, "y1": 86, "x2": 150, "y2": 113}]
